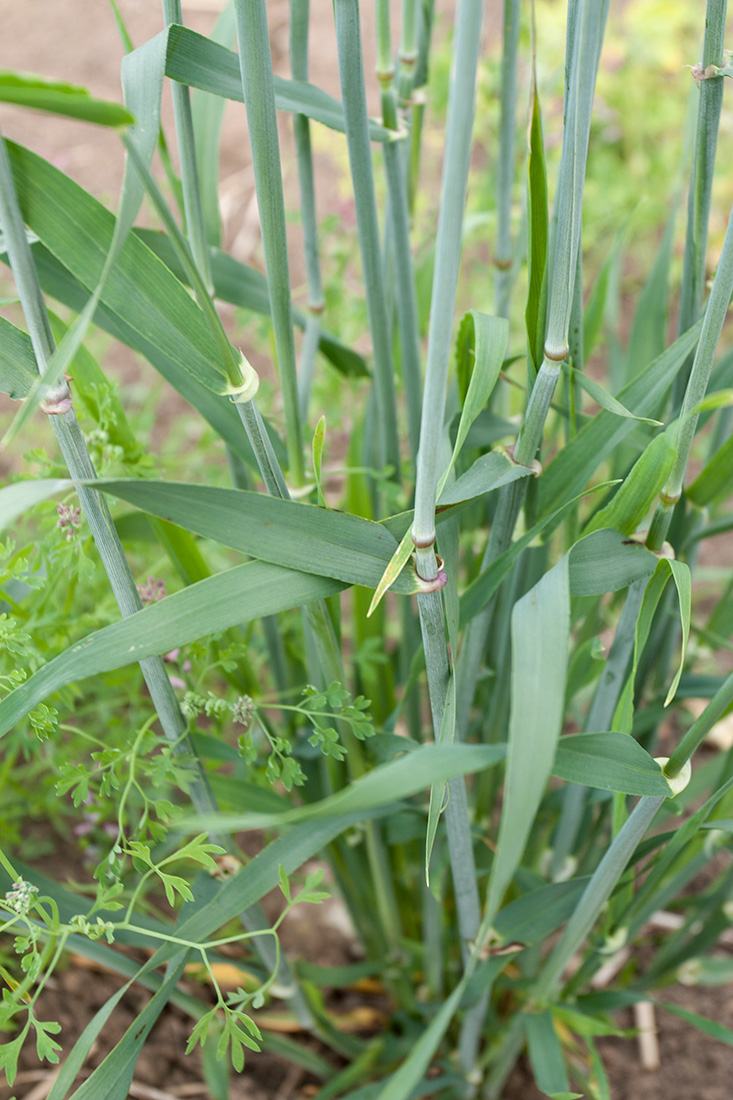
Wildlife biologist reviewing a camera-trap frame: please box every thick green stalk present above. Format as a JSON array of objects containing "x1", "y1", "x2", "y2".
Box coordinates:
[
  {"x1": 233, "y1": 0, "x2": 304, "y2": 484},
  {"x1": 0, "y1": 130, "x2": 309, "y2": 1022},
  {"x1": 397, "y1": 0, "x2": 419, "y2": 108},
  {"x1": 673, "y1": 0, "x2": 728, "y2": 406},
  {"x1": 411, "y1": 0, "x2": 484, "y2": 547},
  {"x1": 416, "y1": 571, "x2": 482, "y2": 965},
  {"x1": 290, "y1": 0, "x2": 325, "y2": 422},
  {"x1": 494, "y1": 0, "x2": 520, "y2": 320},
  {"x1": 375, "y1": 0, "x2": 398, "y2": 129},
  {"x1": 408, "y1": 0, "x2": 485, "y2": 1076},
  {"x1": 648, "y1": 197, "x2": 733, "y2": 550},
  {"x1": 162, "y1": 0, "x2": 213, "y2": 294},
  {"x1": 333, "y1": 0, "x2": 401, "y2": 479}
]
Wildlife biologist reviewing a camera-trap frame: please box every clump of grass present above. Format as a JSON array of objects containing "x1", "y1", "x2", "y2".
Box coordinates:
[{"x1": 1, "y1": 2, "x2": 733, "y2": 1098}]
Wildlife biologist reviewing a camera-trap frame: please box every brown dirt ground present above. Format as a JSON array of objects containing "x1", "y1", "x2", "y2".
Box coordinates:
[{"x1": 1, "y1": 1, "x2": 732, "y2": 1098}]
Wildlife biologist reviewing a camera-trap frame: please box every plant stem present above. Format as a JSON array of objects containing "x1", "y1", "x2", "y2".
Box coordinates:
[
  {"x1": 233, "y1": 0, "x2": 304, "y2": 484},
  {"x1": 647, "y1": 197, "x2": 733, "y2": 551},
  {"x1": 290, "y1": 0, "x2": 325, "y2": 423},
  {"x1": 673, "y1": 0, "x2": 728, "y2": 406},
  {"x1": 665, "y1": 668, "x2": 733, "y2": 779},
  {"x1": 333, "y1": 0, "x2": 401, "y2": 480},
  {"x1": 408, "y1": 0, "x2": 485, "y2": 1075},
  {"x1": 494, "y1": 0, "x2": 520, "y2": 320},
  {"x1": 161, "y1": 0, "x2": 213, "y2": 294}
]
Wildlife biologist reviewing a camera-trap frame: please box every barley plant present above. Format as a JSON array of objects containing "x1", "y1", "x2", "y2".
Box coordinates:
[{"x1": 1, "y1": 1, "x2": 733, "y2": 1097}]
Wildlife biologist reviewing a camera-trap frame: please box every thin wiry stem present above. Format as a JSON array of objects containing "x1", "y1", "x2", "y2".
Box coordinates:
[
  {"x1": 233, "y1": 0, "x2": 304, "y2": 484},
  {"x1": 673, "y1": 0, "x2": 728, "y2": 406},
  {"x1": 648, "y1": 196, "x2": 733, "y2": 551},
  {"x1": 162, "y1": 0, "x2": 213, "y2": 294},
  {"x1": 494, "y1": 0, "x2": 520, "y2": 320},
  {"x1": 333, "y1": 0, "x2": 401, "y2": 480},
  {"x1": 290, "y1": 0, "x2": 325, "y2": 423}
]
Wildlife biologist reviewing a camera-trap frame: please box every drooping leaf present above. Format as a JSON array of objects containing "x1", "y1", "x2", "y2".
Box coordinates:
[
  {"x1": 164, "y1": 24, "x2": 392, "y2": 141},
  {"x1": 0, "y1": 71, "x2": 133, "y2": 127},
  {"x1": 0, "y1": 561, "x2": 345, "y2": 738},
  {"x1": 553, "y1": 732, "x2": 671, "y2": 796},
  {"x1": 176, "y1": 743, "x2": 506, "y2": 834},
  {"x1": 135, "y1": 228, "x2": 368, "y2": 379}
]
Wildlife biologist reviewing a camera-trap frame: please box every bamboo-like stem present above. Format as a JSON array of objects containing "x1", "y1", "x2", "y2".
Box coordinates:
[
  {"x1": 290, "y1": 0, "x2": 325, "y2": 423},
  {"x1": 162, "y1": 0, "x2": 213, "y2": 294},
  {"x1": 397, "y1": 0, "x2": 419, "y2": 109},
  {"x1": 411, "y1": 0, "x2": 484, "y2": 547},
  {"x1": 233, "y1": 0, "x2": 304, "y2": 485},
  {"x1": 0, "y1": 129, "x2": 311, "y2": 1024},
  {"x1": 333, "y1": 0, "x2": 401, "y2": 480},
  {"x1": 673, "y1": 0, "x2": 728, "y2": 407},
  {"x1": 375, "y1": 0, "x2": 398, "y2": 129},
  {"x1": 647, "y1": 198, "x2": 733, "y2": 551},
  {"x1": 494, "y1": 0, "x2": 520, "y2": 320},
  {"x1": 408, "y1": 0, "x2": 485, "y2": 1075}
]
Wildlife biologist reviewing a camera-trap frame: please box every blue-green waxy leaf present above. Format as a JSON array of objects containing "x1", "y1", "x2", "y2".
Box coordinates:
[
  {"x1": 163, "y1": 24, "x2": 391, "y2": 141},
  {"x1": 0, "y1": 561, "x2": 344, "y2": 739},
  {"x1": 0, "y1": 315, "x2": 36, "y2": 398},
  {"x1": 5, "y1": 141, "x2": 235, "y2": 395},
  {"x1": 613, "y1": 558, "x2": 691, "y2": 732},
  {"x1": 526, "y1": 1011, "x2": 573, "y2": 1099},
  {"x1": 177, "y1": 743, "x2": 506, "y2": 834},
  {"x1": 134, "y1": 228, "x2": 368, "y2": 379},
  {"x1": 437, "y1": 450, "x2": 535, "y2": 506},
  {"x1": 570, "y1": 364, "x2": 662, "y2": 427},
  {"x1": 492, "y1": 879, "x2": 590, "y2": 946},
  {"x1": 3, "y1": 33, "x2": 174, "y2": 445},
  {"x1": 568, "y1": 529, "x2": 659, "y2": 595},
  {"x1": 67, "y1": 957, "x2": 189, "y2": 1100},
  {"x1": 485, "y1": 556, "x2": 570, "y2": 924},
  {"x1": 79, "y1": 477, "x2": 419, "y2": 594},
  {"x1": 0, "y1": 71, "x2": 134, "y2": 127},
  {"x1": 553, "y1": 733, "x2": 671, "y2": 796},
  {"x1": 584, "y1": 431, "x2": 677, "y2": 536}
]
